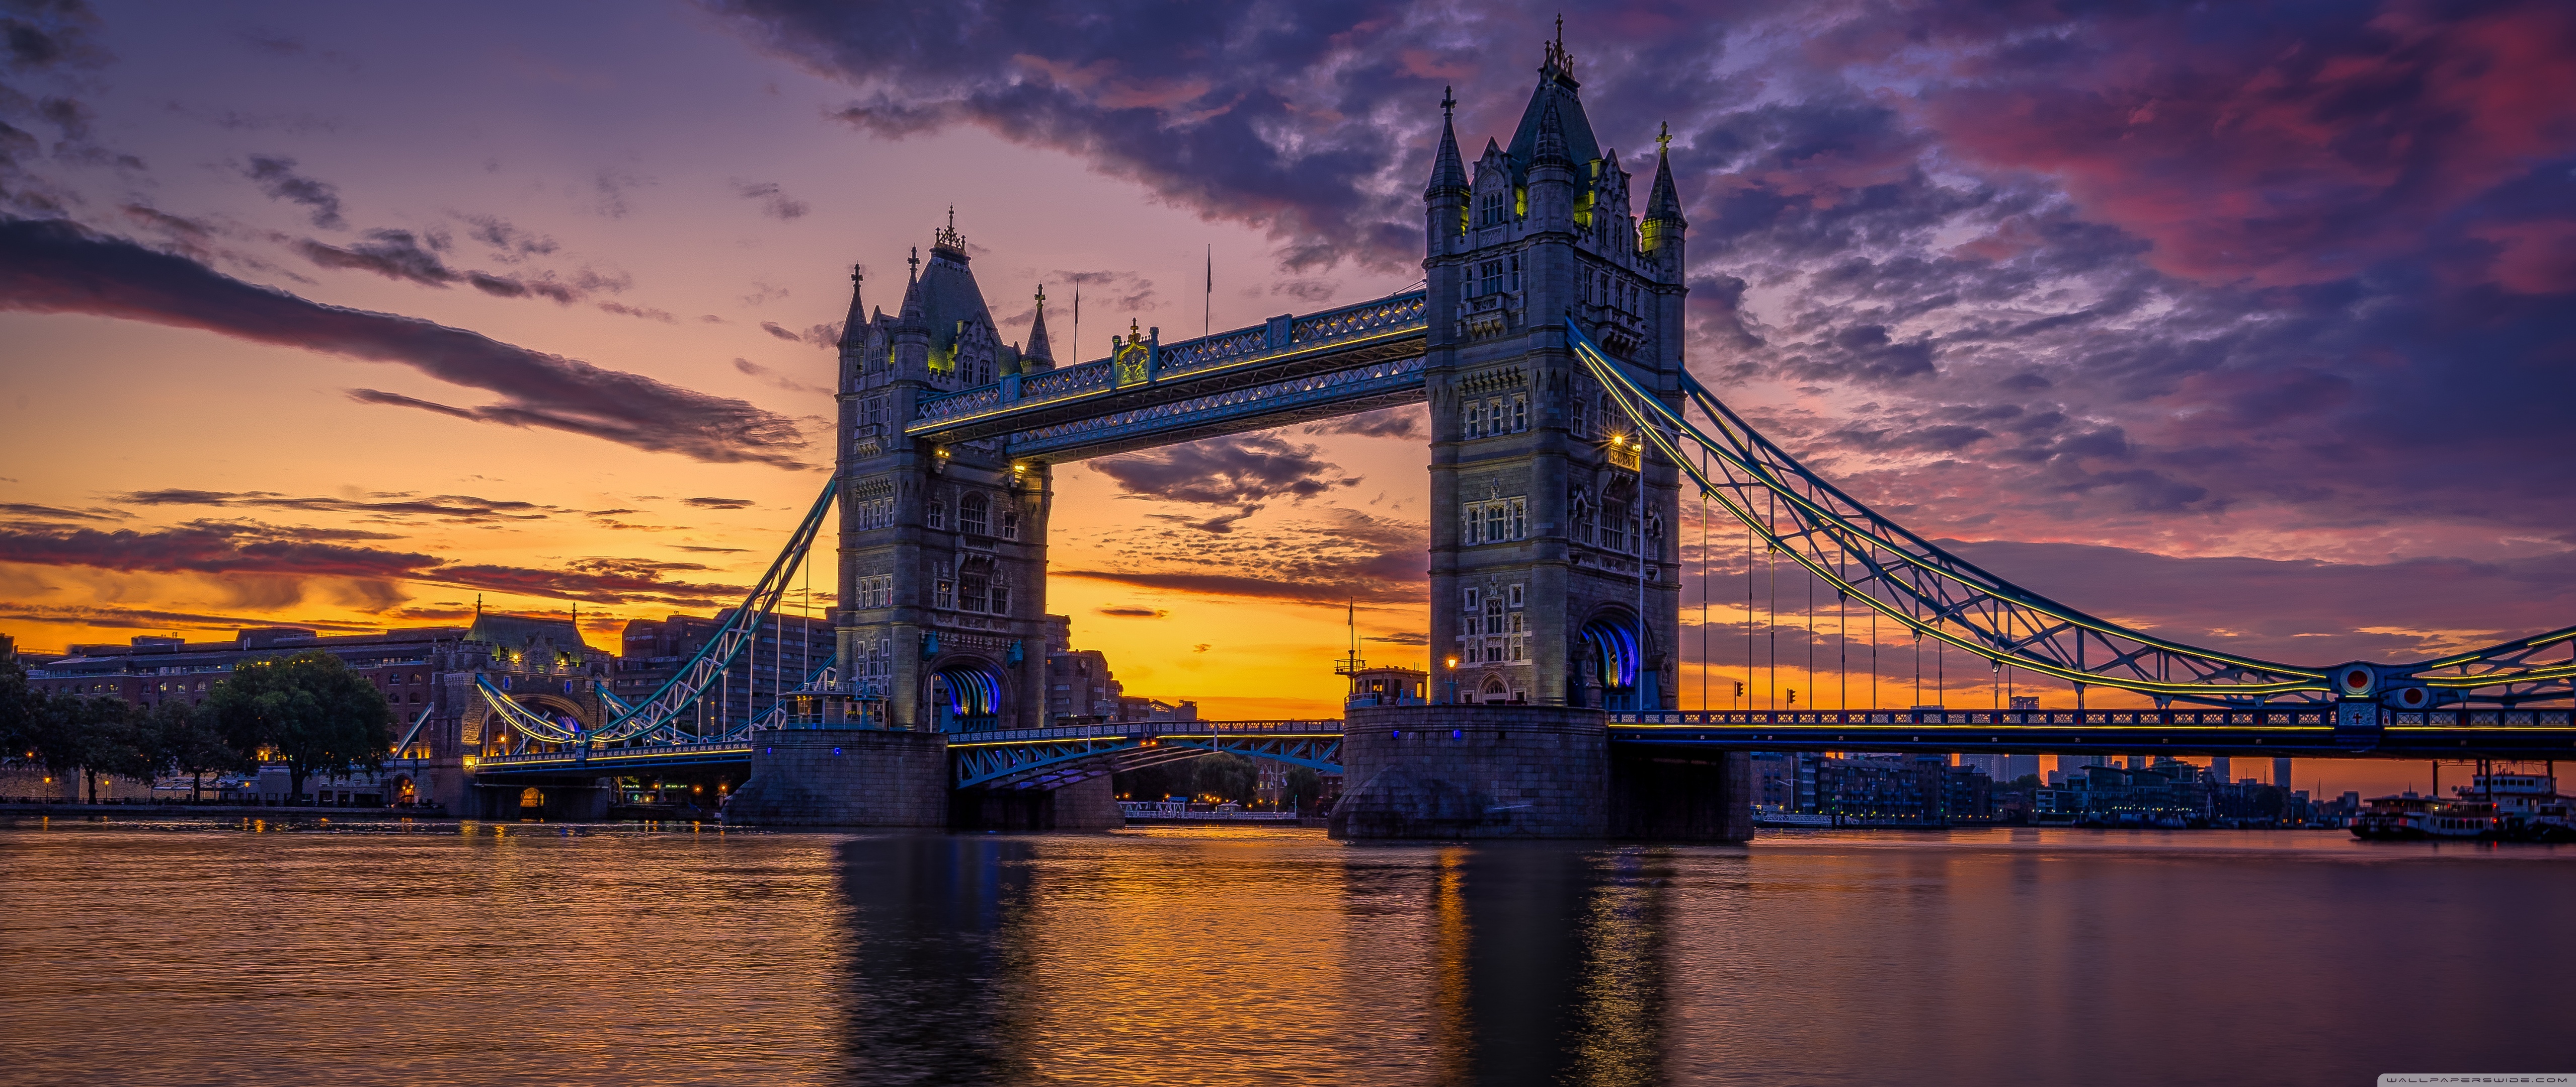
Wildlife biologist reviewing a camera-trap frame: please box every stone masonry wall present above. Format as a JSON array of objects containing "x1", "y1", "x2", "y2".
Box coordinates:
[
  {"x1": 725, "y1": 728, "x2": 949, "y2": 827},
  {"x1": 1332, "y1": 705, "x2": 1609, "y2": 838}
]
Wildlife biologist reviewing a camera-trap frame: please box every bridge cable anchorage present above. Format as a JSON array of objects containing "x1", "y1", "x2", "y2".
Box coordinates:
[
  {"x1": 480, "y1": 479, "x2": 841, "y2": 752},
  {"x1": 1561, "y1": 317, "x2": 2570, "y2": 709}
]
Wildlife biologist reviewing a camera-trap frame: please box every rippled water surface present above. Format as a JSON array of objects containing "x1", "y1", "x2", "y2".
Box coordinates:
[{"x1": 3, "y1": 819, "x2": 2571, "y2": 1085}]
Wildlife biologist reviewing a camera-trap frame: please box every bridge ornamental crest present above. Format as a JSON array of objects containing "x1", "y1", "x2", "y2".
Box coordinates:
[{"x1": 1115, "y1": 330, "x2": 1152, "y2": 387}]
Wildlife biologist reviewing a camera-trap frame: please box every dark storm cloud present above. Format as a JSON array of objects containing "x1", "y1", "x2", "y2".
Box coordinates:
[
  {"x1": 458, "y1": 212, "x2": 559, "y2": 260},
  {"x1": 0, "y1": 518, "x2": 747, "y2": 606},
  {"x1": 1089, "y1": 432, "x2": 1357, "y2": 531},
  {"x1": 1, "y1": 0, "x2": 115, "y2": 214},
  {"x1": 0, "y1": 518, "x2": 444, "y2": 580},
  {"x1": 0, "y1": 501, "x2": 127, "y2": 522},
  {"x1": 0, "y1": 601, "x2": 388, "y2": 636},
  {"x1": 1095, "y1": 605, "x2": 1166, "y2": 618},
  {"x1": 115, "y1": 488, "x2": 560, "y2": 523},
  {"x1": 733, "y1": 179, "x2": 809, "y2": 220},
  {"x1": 297, "y1": 228, "x2": 454, "y2": 285},
  {"x1": 239, "y1": 154, "x2": 345, "y2": 229},
  {"x1": 0, "y1": 217, "x2": 809, "y2": 467},
  {"x1": 714, "y1": 0, "x2": 1459, "y2": 271},
  {"x1": 709, "y1": 1, "x2": 2576, "y2": 548},
  {"x1": 681, "y1": 496, "x2": 754, "y2": 509}
]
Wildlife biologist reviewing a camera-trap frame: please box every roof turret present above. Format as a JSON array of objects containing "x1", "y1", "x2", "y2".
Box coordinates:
[
  {"x1": 1425, "y1": 86, "x2": 1468, "y2": 197},
  {"x1": 1025, "y1": 284, "x2": 1054, "y2": 362}
]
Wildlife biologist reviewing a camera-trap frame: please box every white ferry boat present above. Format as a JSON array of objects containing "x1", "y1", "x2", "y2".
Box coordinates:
[{"x1": 2352, "y1": 771, "x2": 2574, "y2": 842}]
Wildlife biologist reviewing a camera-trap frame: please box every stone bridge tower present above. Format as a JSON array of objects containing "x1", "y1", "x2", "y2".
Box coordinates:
[
  {"x1": 834, "y1": 215, "x2": 1055, "y2": 732},
  {"x1": 1423, "y1": 36, "x2": 1689, "y2": 712}
]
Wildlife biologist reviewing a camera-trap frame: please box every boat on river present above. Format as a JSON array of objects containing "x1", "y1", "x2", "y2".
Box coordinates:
[{"x1": 2352, "y1": 771, "x2": 2575, "y2": 842}]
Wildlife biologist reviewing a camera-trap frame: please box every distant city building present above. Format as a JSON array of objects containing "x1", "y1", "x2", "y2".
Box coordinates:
[{"x1": 1048, "y1": 648, "x2": 1122, "y2": 721}]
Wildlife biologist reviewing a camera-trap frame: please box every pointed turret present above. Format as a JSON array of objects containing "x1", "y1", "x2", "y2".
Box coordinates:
[
  {"x1": 1023, "y1": 284, "x2": 1055, "y2": 370},
  {"x1": 1425, "y1": 87, "x2": 1471, "y2": 252},
  {"x1": 1641, "y1": 122, "x2": 1687, "y2": 277},
  {"x1": 838, "y1": 263, "x2": 868, "y2": 350},
  {"x1": 1426, "y1": 87, "x2": 1468, "y2": 198},
  {"x1": 897, "y1": 246, "x2": 926, "y2": 330}
]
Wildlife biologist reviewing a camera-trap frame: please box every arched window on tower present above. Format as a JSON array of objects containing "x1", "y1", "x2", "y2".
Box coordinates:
[{"x1": 959, "y1": 492, "x2": 989, "y2": 536}]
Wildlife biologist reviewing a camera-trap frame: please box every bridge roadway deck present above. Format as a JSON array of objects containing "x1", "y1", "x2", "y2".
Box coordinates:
[{"x1": 462, "y1": 708, "x2": 2576, "y2": 782}]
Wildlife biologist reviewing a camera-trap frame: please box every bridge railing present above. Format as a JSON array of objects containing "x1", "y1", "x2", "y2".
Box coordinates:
[
  {"x1": 907, "y1": 291, "x2": 1427, "y2": 430},
  {"x1": 947, "y1": 719, "x2": 1345, "y2": 745},
  {"x1": 471, "y1": 739, "x2": 754, "y2": 767}
]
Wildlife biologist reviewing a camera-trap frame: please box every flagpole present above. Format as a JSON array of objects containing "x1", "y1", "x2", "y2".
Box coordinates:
[
  {"x1": 1073, "y1": 281, "x2": 1081, "y2": 362},
  {"x1": 1203, "y1": 244, "x2": 1213, "y2": 340}
]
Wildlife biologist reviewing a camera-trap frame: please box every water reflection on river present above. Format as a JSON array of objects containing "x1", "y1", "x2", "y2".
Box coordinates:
[{"x1": 3, "y1": 821, "x2": 2570, "y2": 1084}]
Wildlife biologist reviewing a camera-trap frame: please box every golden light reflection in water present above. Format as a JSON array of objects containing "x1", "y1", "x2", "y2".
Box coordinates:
[{"x1": 2, "y1": 824, "x2": 2568, "y2": 1084}]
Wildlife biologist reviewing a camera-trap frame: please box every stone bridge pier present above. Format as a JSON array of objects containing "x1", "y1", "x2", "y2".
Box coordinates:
[{"x1": 1328, "y1": 706, "x2": 1751, "y2": 841}]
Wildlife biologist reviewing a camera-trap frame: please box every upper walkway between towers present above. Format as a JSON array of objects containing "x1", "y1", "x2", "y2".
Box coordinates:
[{"x1": 901, "y1": 290, "x2": 1429, "y2": 462}]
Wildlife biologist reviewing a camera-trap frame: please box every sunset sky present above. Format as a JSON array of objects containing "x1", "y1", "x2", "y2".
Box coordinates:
[{"x1": 5, "y1": 0, "x2": 2572, "y2": 798}]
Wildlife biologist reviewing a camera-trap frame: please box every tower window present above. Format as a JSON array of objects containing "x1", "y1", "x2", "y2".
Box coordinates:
[
  {"x1": 1477, "y1": 188, "x2": 1507, "y2": 227},
  {"x1": 927, "y1": 501, "x2": 946, "y2": 530},
  {"x1": 1511, "y1": 394, "x2": 1528, "y2": 432},
  {"x1": 1508, "y1": 255, "x2": 1522, "y2": 291},
  {"x1": 959, "y1": 492, "x2": 989, "y2": 536},
  {"x1": 1000, "y1": 512, "x2": 1019, "y2": 540},
  {"x1": 1479, "y1": 260, "x2": 1503, "y2": 296}
]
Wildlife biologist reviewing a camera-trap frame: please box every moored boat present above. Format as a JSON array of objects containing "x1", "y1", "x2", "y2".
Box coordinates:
[{"x1": 2352, "y1": 770, "x2": 2576, "y2": 842}]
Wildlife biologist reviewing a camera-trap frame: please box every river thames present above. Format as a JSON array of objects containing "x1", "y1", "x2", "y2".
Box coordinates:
[{"x1": 2, "y1": 821, "x2": 2569, "y2": 1085}]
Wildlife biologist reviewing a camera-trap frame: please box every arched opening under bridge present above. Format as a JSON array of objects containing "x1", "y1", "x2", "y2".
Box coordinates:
[
  {"x1": 1576, "y1": 611, "x2": 1649, "y2": 712},
  {"x1": 929, "y1": 662, "x2": 1004, "y2": 732}
]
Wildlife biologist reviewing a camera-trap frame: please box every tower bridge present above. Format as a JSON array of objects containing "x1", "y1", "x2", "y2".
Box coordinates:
[{"x1": 436, "y1": 38, "x2": 2576, "y2": 833}]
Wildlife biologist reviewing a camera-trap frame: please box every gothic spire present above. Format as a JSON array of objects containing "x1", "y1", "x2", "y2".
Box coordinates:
[
  {"x1": 897, "y1": 246, "x2": 926, "y2": 329},
  {"x1": 1425, "y1": 85, "x2": 1468, "y2": 197},
  {"x1": 1645, "y1": 122, "x2": 1686, "y2": 228},
  {"x1": 838, "y1": 263, "x2": 868, "y2": 350},
  {"x1": 1025, "y1": 284, "x2": 1053, "y2": 361}
]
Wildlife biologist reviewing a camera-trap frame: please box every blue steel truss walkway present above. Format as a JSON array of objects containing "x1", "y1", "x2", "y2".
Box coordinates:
[
  {"x1": 906, "y1": 291, "x2": 1428, "y2": 462},
  {"x1": 949, "y1": 720, "x2": 1345, "y2": 790}
]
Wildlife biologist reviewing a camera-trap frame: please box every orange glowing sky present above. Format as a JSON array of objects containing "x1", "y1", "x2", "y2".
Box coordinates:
[{"x1": 6, "y1": 1, "x2": 2573, "y2": 800}]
